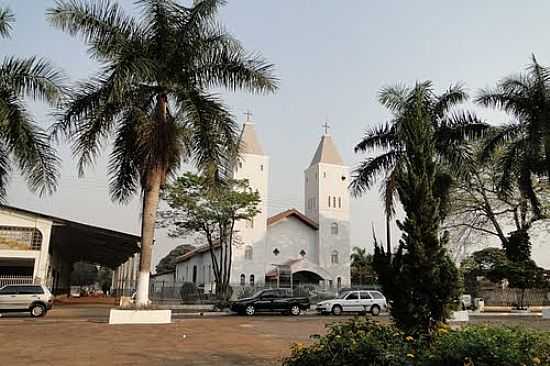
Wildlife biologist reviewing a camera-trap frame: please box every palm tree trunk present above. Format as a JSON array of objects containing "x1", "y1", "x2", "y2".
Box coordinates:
[
  {"x1": 135, "y1": 166, "x2": 163, "y2": 308},
  {"x1": 385, "y1": 215, "x2": 391, "y2": 255}
]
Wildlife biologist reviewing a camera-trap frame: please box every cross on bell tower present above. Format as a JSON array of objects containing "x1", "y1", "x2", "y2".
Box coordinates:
[
  {"x1": 244, "y1": 110, "x2": 253, "y2": 122},
  {"x1": 322, "y1": 121, "x2": 330, "y2": 135}
]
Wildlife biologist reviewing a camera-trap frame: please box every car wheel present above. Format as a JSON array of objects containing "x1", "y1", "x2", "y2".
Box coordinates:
[
  {"x1": 371, "y1": 305, "x2": 381, "y2": 316},
  {"x1": 290, "y1": 305, "x2": 301, "y2": 316},
  {"x1": 331, "y1": 305, "x2": 342, "y2": 316},
  {"x1": 245, "y1": 305, "x2": 255, "y2": 316},
  {"x1": 30, "y1": 303, "x2": 46, "y2": 318}
]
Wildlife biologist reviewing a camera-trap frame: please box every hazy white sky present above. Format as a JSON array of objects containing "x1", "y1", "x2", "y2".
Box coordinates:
[{"x1": 1, "y1": 0, "x2": 547, "y2": 268}]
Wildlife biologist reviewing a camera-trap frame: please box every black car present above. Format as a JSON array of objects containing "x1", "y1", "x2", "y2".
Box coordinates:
[{"x1": 230, "y1": 288, "x2": 310, "y2": 316}]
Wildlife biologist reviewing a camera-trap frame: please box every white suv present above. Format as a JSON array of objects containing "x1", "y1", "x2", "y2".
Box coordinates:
[
  {"x1": 316, "y1": 290, "x2": 387, "y2": 316},
  {"x1": 0, "y1": 284, "x2": 54, "y2": 317}
]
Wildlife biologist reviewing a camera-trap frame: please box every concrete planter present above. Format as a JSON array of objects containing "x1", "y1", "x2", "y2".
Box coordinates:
[
  {"x1": 542, "y1": 308, "x2": 550, "y2": 319},
  {"x1": 109, "y1": 309, "x2": 172, "y2": 325},
  {"x1": 449, "y1": 310, "x2": 469, "y2": 322}
]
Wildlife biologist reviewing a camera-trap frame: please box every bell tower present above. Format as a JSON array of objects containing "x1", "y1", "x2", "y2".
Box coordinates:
[{"x1": 304, "y1": 123, "x2": 351, "y2": 287}]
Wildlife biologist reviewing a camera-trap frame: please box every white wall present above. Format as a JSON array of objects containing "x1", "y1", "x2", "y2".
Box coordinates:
[
  {"x1": 266, "y1": 216, "x2": 318, "y2": 265},
  {"x1": 0, "y1": 209, "x2": 53, "y2": 283}
]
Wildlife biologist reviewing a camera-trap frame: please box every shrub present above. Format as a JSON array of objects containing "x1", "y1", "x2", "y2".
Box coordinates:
[
  {"x1": 179, "y1": 281, "x2": 197, "y2": 301},
  {"x1": 283, "y1": 319, "x2": 550, "y2": 366},
  {"x1": 283, "y1": 318, "x2": 418, "y2": 366}
]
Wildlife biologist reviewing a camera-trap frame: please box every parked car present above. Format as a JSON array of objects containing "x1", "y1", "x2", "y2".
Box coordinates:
[
  {"x1": 230, "y1": 288, "x2": 310, "y2": 316},
  {"x1": 316, "y1": 290, "x2": 387, "y2": 316},
  {"x1": 0, "y1": 284, "x2": 54, "y2": 317}
]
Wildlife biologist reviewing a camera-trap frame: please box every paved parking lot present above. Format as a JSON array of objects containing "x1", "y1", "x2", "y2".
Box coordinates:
[{"x1": 1, "y1": 305, "x2": 549, "y2": 366}]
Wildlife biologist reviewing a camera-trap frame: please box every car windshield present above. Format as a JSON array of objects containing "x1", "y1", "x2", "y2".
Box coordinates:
[
  {"x1": 337, "y1": 291, "x2": 349, "y2": 299},
  {"x1": 252, "y1": 290, "x2": 268, "y2": 298}
]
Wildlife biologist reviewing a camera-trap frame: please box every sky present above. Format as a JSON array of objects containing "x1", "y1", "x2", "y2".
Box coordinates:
[{"x1": 1, "y1": 0, "x2": 549, "y2": 269}]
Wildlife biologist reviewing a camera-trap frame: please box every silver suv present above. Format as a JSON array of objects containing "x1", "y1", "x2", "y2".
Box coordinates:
[{"x1": 0, "y1": 284, "x2": 54, "y2": 317}]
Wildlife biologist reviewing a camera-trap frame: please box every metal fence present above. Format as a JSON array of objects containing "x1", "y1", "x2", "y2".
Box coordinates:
[{"x1": 0, "y1": 275, "x2": 35, "y2": 286}]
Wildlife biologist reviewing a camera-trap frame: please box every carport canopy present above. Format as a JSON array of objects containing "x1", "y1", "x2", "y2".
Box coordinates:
[{"x1": 3, "y1": 206, "x2": 141, "y2": 268}]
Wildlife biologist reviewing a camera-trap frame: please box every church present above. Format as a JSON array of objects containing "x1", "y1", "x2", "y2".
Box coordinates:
[{"x1": 174, "y1": 117, "x2": 351, "y2": 290}]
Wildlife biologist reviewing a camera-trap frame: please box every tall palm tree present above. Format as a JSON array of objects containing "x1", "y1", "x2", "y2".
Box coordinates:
[
  {"x1": 0, "y1": 7, "x2": 63, "y2": 200},
  {"x1": 475, "y1": 55, "x2": 550, "y2": 220},
  {"x1": 48, "y1": 0, "x2": 277, "y2": 307},
  {"x1": 351, "y1": 82, "x2": 487, "y2": 253}
]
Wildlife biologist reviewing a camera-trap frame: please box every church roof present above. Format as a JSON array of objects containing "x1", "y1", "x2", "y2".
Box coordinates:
[
  {"x1": 267, "y1": 209, "x2": 318, "y2": 230},
  {"x1": 239, "y1": 122, "x2": 264, "y2": 155},
  {"x1": 310, "y1": 134, "x2": 344, "y2": 166}
]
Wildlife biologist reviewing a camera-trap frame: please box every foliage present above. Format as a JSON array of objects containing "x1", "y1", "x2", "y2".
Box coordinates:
[
  {"x1": 373, "y1": 83, "x2": 460, "y2": 335},
  {"x1": 505, "y1": 228, "x2": 531, "y2": 262},
  {"x1": 282, "y1": 318, "x2": 416, "y2": 366},
  {"x1": 97, "y1": 266, "x2": 113, "y2": 293},
  {"x1": 476, "y1": 54, "x2": 550, "y2": 220},
  {"x1": 351, "y1": 81, "x2": 487, "y2": 251},
  {"x1": 350, "y1": 246, "x2": 376, "y2": 285},
  {"x1": 179, "y1": 281, "x2": 198, "y2": 301},
  {"x1": 0, "y1": 6, "x2": 64, "y2": 201},
  {"x1": 461, "y1": 247, "x2": 547, "y2": 308},
  {"x1": 283, "y1": 318, "x2": 550, "y2": 366},
  {"x1": 160, "y1": 172, "x2": 261, "y2": 298},
  {"x1": 70, "y1": 261, "x2": 98, "y2": 286},
  {"x1": 155, "y1": 244, "x2": 195, "y2": 274},
  {"x1": 47, "y1": 0, "x2": 276, "y2": 305}
]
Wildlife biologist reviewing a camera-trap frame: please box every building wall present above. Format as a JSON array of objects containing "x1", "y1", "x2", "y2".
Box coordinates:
[
  {"x1": 304, "y1": 162, "x2": 351, "y2": 286},
  {"x1": 0, "y1": 209, "x2": 53, "y2": 284},
  {"x1": 231, "y1": 152, "x2": 270, "y2": 286},
  {"x1": 266, "y1": 216, "x2": 318, "y2": 265}
]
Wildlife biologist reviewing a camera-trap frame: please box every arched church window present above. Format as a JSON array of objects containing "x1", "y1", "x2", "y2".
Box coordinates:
[
  {"x1": 239, "y1": 161, "x2": 243, "y2": 168},
  {"x1": 323, "y1": 172, "x2": 326, "y2": 178},
  {"x1": 337, "y1": 277, "x2": 342, "y2": 289},
  {"x1": 260, "y1": 164, "x2": 264, "y2": 171},
  {"x1": 249, "y1": 274, "x2": 255, "y2": 287},
  {"x1": 333, "y1": 196, "x2": 336, "y2": 208},
  {"x1": 331, "y1": 222, "x2": 339, "y2": 235},
  {"x1": 338, "y1": 197, "x2": 341, "y2": 208},
  {"x1": 331, "y1": 250, "x2": 339, "y2": 264},
  {"x1": 244, "y1": 245, "x2": 253, "y2": 260},
  {"x1": 240, "y1": 274, "x2": 245, "y2": 286},
  {"x1": 328, "y1": 196, "x2": 331, "y2": 207}
]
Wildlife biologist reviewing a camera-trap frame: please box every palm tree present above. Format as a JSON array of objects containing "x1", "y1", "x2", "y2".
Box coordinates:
[
  {"x1": 47, "y1": 0, "x2": 277, "y2": 307},
  {"x1": 0, "y1": 7, "x2": 63, "y2": 200},
  {"x1": 351, "y1": 82, "x2": 486, "y2": 254},
  {"x1": 350, "y1": 246, "x2": 374, "y2": 285},
  {"x1": 475, "y1": 55, "x2": 550, "y2": 221}
]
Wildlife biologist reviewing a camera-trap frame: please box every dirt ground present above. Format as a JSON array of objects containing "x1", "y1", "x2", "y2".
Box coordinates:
[
  {"x1": 0, "y1": 315, "x2": 347, "y2": 366},
  {"x1": 1, "y1": 306, "x2": 549, "y2": 366}
]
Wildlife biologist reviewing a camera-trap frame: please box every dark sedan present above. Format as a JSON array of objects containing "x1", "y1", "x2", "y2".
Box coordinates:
[{"x1": 230, "y1": 288, "x2": 310, "y2": 316}]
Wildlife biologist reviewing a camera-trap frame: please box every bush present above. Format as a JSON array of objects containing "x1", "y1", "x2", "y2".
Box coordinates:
[
  {"x1": 179, "y1": 281, "x2": 197, "y2": 301},
  {"x1": 283, "y1": 319, "x2": 550, "y2": 366}
]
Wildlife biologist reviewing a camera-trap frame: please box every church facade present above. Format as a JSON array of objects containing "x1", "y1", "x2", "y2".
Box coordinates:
[{"x1": 174, "y1": 118, "x2": 351, "y2": 290}]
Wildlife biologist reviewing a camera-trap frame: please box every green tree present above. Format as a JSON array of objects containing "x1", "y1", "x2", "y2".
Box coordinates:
[
  {"x1": 97, "y1": 266, "x2": 113, "y2": 294},
  {"x1": 70, "y1": 261, "x2": 98, "y2": 286},
  {"x1": 160, "y1": 172, "x2": 261, "y2": 298},
  {"x1": 47, "y1": 0, "x2": 277, "y2": 307},
  {"x1": 352, "y1": 82, "x2": 486, "y2": 253},
  {"x1": 476, "y1": 54, "x2": 550, "y2": 220},
  {"x1": 155, "y1": 244, "x2": 195, "y2": 274},
  {"x1": 373, "y1": 83, "x2": 460, "y2": 335},
  {"x1": 350, "y1": 246, "x2": 376, "y2": 285},
  {"x1": 0, "y1": 7, "x2": 63, "y2": 200}
]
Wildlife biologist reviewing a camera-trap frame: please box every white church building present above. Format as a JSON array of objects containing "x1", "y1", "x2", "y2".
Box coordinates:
[{"x1": 174, "y1": 118, "x2": 351, "y2": 290}]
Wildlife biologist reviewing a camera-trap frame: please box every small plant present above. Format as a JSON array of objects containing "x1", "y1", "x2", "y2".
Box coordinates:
[{"x1": 283, "y1": 319, "x2": 550, "y2": 366}]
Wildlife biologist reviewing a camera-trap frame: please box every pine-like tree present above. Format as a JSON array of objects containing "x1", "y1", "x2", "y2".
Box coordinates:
[{"x1": 374, "y1": 83, "x2": 459, "y2": 335}]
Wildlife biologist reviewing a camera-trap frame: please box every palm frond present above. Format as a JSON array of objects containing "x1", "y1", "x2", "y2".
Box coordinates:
[
  {"x1": 350, "y1": 150, "x2": 400, "y2": 197},
  {"x1": 433, "y1": 83, "x2": 468, "y2": 117},
  {"x1": 379, "y1": 167, "x2": 398, "y2": 219},
  {"x1": 0, "y1": 144, "x2": 10, "y2": 201},
  {"x1": 0, "y1": 92, "x2": 59, "y2": 196},
  {"x1": 48, "y1": 0, "x2": 137, "y2": 60},
  {"x1": 378, "y1": 84, "x2": 408, "y2": 113},
  {"x1": 354, "y1": 122, "x2": 396, "y2": 153},
  {"x1": 0, "y1": 57, "x2": 66, "y2": 104},
  {"x1": 480, "y1": 124, "x2": 522, "y2": 161},
  {"x1": 0, "y1": 7, "x2": 14, "y2": 38}
]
